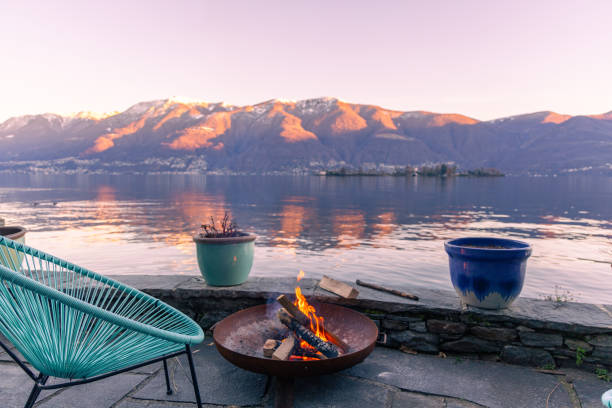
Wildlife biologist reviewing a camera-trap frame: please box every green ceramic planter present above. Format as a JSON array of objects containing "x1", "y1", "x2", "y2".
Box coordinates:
[
  {"x1": 0, "y1": 226, "x2": 26, "y2": 270},
  {"x1": 193, "y1": 233, "x2": 256, "y2": 286}
]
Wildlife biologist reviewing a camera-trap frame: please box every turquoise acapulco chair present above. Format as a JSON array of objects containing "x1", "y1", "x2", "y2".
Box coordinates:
[{"x1": 0, "y1": 236, "x2": 205, "y2": 408}]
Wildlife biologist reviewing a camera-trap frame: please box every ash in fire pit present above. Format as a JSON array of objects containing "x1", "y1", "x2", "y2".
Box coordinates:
[{"x1": 219, "y1": 313, "x2": 289, "y2": 358}]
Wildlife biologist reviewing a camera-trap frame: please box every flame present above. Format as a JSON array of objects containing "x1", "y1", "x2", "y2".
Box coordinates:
[
  {"x1": 289, "y1": 355, "x2": 319, "y2": 361},
  {"x1": 293, "y1": 271, "x2": 329, "y2": 351}
]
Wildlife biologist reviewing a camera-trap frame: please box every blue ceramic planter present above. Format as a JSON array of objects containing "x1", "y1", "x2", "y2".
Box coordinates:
[{"x1": 444, "y1": 237, "x2": 532, "y2": 309}]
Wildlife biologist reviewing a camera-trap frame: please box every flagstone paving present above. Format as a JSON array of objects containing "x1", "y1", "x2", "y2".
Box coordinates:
[{"x1": 0, "y1": 343, "x2": 609, "y2": 407}]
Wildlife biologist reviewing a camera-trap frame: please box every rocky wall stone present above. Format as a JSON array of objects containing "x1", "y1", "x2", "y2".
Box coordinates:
[
  {"x1": 409, "y1": 321, "x2": 427, "y2": 333},
  {"x1": 470, "y1": 326, "x2": 517, "y2": 342},
  {"x1": 441, "y1": 336, "x2": 500, "y2": 354},
  {"x1": 382, "y1": 317, "x2": 420, "y2": 331},
  {"x1": 125, "y1": 275, "x2": 612, "y2": 372},
  {"x1": 586, "y1": 334, "x2": 612, "y2": 347},
  {"x1": 427, "y1": 320, "x2": 467, "y2": 335},
  {"x1": 564, "y1": 338, "x2": 593, "y2": 352},
  {"x1": 519, "y1": 332, "x2": 563, "y2": 348},
  {"x1": 388, "y1": 330, "x2": 439, "y2": 353},
  {"x1": 591, "y1": 347, "x2": 612, "y2": 365}
]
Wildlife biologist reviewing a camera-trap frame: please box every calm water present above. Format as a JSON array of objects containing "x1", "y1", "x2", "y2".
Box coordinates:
[{"x1": 0, "y1": 174, "x2": 610, "y2": 303}]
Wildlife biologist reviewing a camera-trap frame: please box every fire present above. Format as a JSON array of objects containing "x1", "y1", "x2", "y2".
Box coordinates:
[
  {"x1": 293, "y1": 271, "x2": 329, "y2": 351},
  {"x1": 289, "y1": 355, "x2": 319, "y2": 361}
]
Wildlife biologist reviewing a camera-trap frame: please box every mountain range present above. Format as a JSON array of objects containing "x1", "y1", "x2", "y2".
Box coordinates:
[{"x1": 1, "y1": 97, "x2": 611, "y2": 175}]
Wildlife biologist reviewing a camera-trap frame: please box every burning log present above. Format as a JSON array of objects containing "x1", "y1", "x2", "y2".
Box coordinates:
[
  {"x1": 293, "y1": 348, "x2": 328, "y2": 360},
  {"x1": 277, "y1": 309, "x2": 340, "y2": 358},
  {"x1": 277, "y1": 294, "x2": 310, "y2": 325},
  {"x1": 276, "y1": 294, "x2": 349, "y2": 351},
  {"x1": 265, "y1": 336, "x2": 328, "y2": 360},
  {"x1": 272, "y1": 336, "x2": 297, "y2": 361},
  {"x1": 263, "y1": 339, "x2": 281, "y2": 358}
]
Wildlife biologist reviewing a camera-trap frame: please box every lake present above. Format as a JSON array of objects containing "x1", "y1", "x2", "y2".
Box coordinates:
[{"x1": 0, "y1": 174, "x2": 610, "y2": 303}]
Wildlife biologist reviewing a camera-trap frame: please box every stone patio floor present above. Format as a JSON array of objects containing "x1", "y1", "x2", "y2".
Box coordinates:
[{"x1": 1, "y1": 342, "x2": 610, "y2": 408}]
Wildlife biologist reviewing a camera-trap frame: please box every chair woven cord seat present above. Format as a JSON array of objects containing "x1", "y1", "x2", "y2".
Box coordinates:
[{"x1": 0, "y1": 236, "x2": 204, "y2": 379}]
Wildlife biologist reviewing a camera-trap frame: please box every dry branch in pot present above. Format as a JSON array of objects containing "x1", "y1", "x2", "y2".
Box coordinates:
[{"x1": 198, "y1": 212, "x2": 241, "y2": 238}]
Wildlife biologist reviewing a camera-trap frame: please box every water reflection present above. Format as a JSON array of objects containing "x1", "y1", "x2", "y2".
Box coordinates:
[
  {"x1": 274, "y1": 201, "x2": 313, "y2": 249},
  {"x1": 0, "y1": 174, "x2": 610, "y2": 302},
  {"x1": 372, "y1": 212, "x2": 396, "y2": 242},
  {"x1": 332, "y1": 210, "x2": 365, "y2": 249}
]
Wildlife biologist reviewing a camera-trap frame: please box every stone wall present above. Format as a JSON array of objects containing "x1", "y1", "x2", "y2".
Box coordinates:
[
  {"x1": 114, "y1": 275, "x2": 612, "y2": 373},
  {"x1": 367, "y1": 307, "x2": 610, "y2": 372}
]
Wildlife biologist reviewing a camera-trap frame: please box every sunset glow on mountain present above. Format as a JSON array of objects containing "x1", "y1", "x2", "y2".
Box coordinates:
[{"x1": 2, "y1": 97, "x2": 611, "y2": 175}]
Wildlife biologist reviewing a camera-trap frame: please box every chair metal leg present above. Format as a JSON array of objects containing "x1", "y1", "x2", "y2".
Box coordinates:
[
  {"x1": 24, "y1": 374, "x2": 48, "y2": 408},
  {"x1": 185, "y1": 344, "x2": 202, "y2": 408},
  {"x1": 24, "y1": 384, "x2": 40, "y2": 408},
  {"x1": 163, "y1": 359, "x2": 173, "y2": 395}
]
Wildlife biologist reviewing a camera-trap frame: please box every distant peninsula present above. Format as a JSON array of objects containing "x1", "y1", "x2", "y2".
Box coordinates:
[{"x1": 320, "y1": 164, "x2": 504, "y2": 177}]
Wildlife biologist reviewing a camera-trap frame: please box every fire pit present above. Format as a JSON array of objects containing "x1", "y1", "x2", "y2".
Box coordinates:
[{"x1": 213, "y1": 276, "x2": 378, "y2": 407}]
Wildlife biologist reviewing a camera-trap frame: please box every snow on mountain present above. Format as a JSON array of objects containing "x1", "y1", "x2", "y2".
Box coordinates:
[{"x1": 0, "y1": 98, "x2": 611, "y2": 175}]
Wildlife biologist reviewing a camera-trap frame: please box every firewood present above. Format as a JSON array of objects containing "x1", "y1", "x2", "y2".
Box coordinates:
[
  {"x1": 276, "y1": 295, "x2": 349, "y2": 351},
  {"x1": 277, "y1": 309, "x2": 340, "y2": 358},
  {"x1": 263, "y1": 339, "x2": 281, "y2": 358},
  {"x1": 319, "y1": 275, "x2": 359, "y2": 299},
  {"x1": 272, "y1": 336, "x2": 296, "y2": 361},
  {"x1": 355, "y1": 280, "x2": 419, "y2": 301},
  {"x1": 276, "y1": 295, "x2": 310, "y2": 326},
  {"x1": 293, "y1": 348, "x2": 328, "y2": 360}
]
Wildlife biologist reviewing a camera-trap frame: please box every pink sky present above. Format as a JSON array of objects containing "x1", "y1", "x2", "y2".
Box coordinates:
[{"x1": 1, "y1": 0, "x2": 611, "y2": 122}]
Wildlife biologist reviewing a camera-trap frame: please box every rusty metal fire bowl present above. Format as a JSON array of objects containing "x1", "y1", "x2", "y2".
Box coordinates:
[{"x1": 213, "y1": 303, "x2": 378, "y2": 377}]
